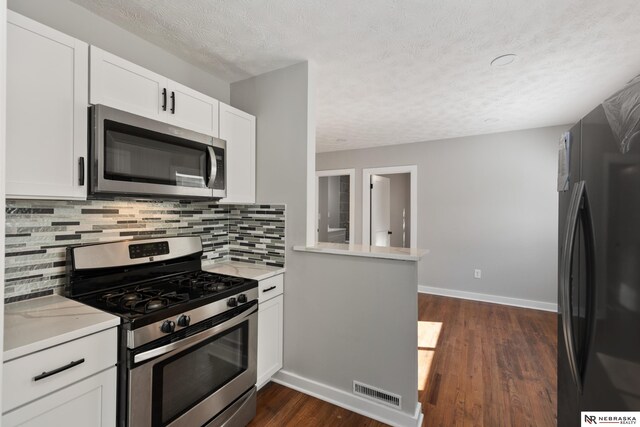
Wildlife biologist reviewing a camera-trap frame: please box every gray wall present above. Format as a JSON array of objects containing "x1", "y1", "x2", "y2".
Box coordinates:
[
  {"x1": 8, "y1": 0, "x2": 230, "y2": 102},
  {"x1": 380, "y1": 173, "x2": 411, "y2": 248},
  {"x1": 280, "y1": 252, "x2": 419, "y2": 416},
  {"x1": 231, "y1": 62, "x2": 419, "y2": 419},
  {"x1": 318, "y1": 125, "x2": 569, "y2": 305}
]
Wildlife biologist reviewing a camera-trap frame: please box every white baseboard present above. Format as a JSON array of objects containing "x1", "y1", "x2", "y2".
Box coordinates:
[
  {"x1": 418, "y1": 284, "x2": 558, "y2": 312},
  {"x1": 271, "y1": 370, "x2": 423, "y2": 427}
]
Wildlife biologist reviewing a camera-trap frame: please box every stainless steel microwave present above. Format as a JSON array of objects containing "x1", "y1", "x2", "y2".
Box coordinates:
[{"x1": 89, "y1": 105, "x2": 226, "y2": 199}]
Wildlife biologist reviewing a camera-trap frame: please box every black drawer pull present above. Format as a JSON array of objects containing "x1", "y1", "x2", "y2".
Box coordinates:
[
  {"x1": 78, "y1": 157, "x2": 85, "y2": 186},
  {"x1": 33, "y1": 358, "x2": 85, "y2": 382},
  {"x1": 263, "y1": 286, "x2": 277, "y2": 293}
]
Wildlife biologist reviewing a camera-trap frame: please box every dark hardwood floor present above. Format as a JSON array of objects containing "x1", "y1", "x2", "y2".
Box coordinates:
[{"x1": 248, "y1": 294, "x2": 557, "y2": 427}]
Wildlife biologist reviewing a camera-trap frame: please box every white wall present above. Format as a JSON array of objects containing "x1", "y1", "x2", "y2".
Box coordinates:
[
  {"x1": 231, "y1": 62, "x2": 421, "y2": 426},
  {"x1": 8, "y1": 0, "x2": 230, "y2": 102},
  {"x1": 318, "y1": 125, "x2": 569, "y2": 308}
]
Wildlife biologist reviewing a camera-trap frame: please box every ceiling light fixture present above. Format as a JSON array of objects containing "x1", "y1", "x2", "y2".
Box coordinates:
[{"x1": 490, "y1": 54, "x2": 518, "y2": 67}]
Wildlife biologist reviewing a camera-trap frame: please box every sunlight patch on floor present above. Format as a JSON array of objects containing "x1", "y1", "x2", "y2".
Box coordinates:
[
  {"x1": 418, "y1": 321, "x2": 442, "y2": 392},
  {"x1": 418, "y1": 349, "x2": 435, "y2": 391},
  {"x1": 418, "y1": 321, "x2": 442, "y2": 348}
]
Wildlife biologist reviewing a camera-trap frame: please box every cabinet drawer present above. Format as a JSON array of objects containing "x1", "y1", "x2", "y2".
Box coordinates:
[
  {"x1": 3, "y1": 328, "x2": 117, "y2": 412},
  {"x1": 259, "y1": 274, "x2": 284, "y2": 302},
  {"x1": 3, "y1": 367, "x2": 116, "y2": 427}
]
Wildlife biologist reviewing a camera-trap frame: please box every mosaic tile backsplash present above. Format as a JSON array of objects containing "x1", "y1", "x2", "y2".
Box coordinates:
[{"x1": 5, "y1": 199, "x2": 285, "y2": 303}]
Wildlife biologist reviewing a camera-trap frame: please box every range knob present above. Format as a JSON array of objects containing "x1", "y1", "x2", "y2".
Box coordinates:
[
  {"x1": 160, "y1": 320, "x2": 175, "y2": 333},
  {"x1": 237, "y1": 294, "x2": 247, "y2": 304},
  {"x1": 227, "y1": 297, "x2": 238, "y2": 307},
  {"x1": 177, "y1": 314, "x2": 191, "y2": 327}
]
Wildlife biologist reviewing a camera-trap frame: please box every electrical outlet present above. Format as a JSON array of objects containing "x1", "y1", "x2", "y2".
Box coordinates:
[{"x1": 474, "y1": 269, "x2": 482, "y2": 279}]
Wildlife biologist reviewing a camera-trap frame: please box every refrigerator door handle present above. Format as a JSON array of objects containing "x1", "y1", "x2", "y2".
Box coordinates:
[
  {"x1": 581, "y1": 180, "x2": 598, "y2": 387},
  {"x1": 559, "y1": 180, "x2": 585, "y2": 392}
]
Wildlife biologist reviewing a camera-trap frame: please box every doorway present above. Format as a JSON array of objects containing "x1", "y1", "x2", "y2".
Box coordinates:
[
  {"x1": 316, "y1": 169, "x2": 355, "y2": 244},
  {"x1": 363, "y1": 166, "x2": 417, "y2": 248}
]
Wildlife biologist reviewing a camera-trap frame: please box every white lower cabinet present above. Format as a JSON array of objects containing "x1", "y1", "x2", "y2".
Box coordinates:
[
  {"x1": 2, "y1": 367, "x2": 116, "y2": 427},
  {"x1": 257, "y1": 274, "x2": 284, "y2": 388},
  {"x1": 2, "y1": 328, "x2": 118, "y2": 427}
]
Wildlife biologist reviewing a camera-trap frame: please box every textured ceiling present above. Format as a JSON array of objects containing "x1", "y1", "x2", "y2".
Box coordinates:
[{"x1": 72, "y1": 0, "x2": 640, "y2": 152}]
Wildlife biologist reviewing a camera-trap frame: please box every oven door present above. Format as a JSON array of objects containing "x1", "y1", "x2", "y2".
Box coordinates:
[
  {"x1": 91, "y1": 104, "x2": 226, "y2": 199},
  {"x1": 128, "y1": 302, "x2": 256, "y2": 427}
]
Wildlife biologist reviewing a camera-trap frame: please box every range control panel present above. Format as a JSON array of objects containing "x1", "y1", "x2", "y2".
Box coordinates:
[{"x1": 128, "y1": 241, "x2": 170, "y2": 259}]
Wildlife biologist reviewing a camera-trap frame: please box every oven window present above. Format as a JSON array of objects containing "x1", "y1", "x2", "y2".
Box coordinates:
[
  {"x1": 104, "y1": 120, "x2": 209, "y2": 188},
  {"x1": 153, "y1": 323, "x2": 248, "y2": 425}
]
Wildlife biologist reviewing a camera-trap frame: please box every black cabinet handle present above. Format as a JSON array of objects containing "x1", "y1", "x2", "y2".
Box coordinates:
[
  {"x1": 78, "y1": 157, "x2": 85, "y2": 186},
  {"x1": 170, "y1": 91, "x2": 175, "y2": 114},
  {"x1": 263, "y1": 286, "x2": 277, "y2": 293},
  {"x1": 33, "y1": 358, "x2": 85, "y2": 382},
  {"x1": 162, "y1": 88, "x2": 167, "y2": 111}
]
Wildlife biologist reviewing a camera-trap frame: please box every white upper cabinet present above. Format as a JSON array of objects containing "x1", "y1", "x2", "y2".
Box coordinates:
[
  {"x1": 219, "y1": 103, "x2": 256, "y2": 204},
  {"x1": 166, "y1": 80, "x2": 219, "y2": 136},
  {"x1": 90, "y1": 47, "x2": 219, "y2": 137},
  {"x1": 6, "y1": 12, "x2": 88, "y2": 200},
  {"x1": 90, "y1": 46, "x2": 168, "y2": 122}
]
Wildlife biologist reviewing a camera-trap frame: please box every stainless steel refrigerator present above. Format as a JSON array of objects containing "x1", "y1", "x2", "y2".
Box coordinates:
[{"x1": 558, "y1": 77, "x2": 640, "y2": 426}]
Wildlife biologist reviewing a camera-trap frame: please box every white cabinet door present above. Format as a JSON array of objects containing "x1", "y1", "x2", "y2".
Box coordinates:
[
  {"x1": 6, "y1": 12, "x2": 88, "y2": 200},
  {"x1": 166, "y1": 80, "x2": 219, "y2": 137},
  {"x1": 219, "y1": 103, "x2": 256, "y2": 204},
  {"x1": 90, "y1": 46, "x2": 168, "y2": 121},
  {"x1": 2, "y1": 367, "x2": 116, "y2": 427},
  {"x1": 257, "y1": 294, "x2": 283, "y2": 388}
]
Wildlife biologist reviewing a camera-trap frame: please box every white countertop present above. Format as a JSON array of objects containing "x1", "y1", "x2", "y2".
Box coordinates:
[
  {"x1": 293, "y1": 242, "x2": 428, "y2": 261},
  {"x1": 4, "y1": 295, "x2": 120, "y2": 362},
  {"x1": 204, "y1": 261, "x2": 285, "y2": 281}
]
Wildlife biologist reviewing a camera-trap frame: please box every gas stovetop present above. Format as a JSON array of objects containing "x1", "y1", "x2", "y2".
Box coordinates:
[
  {"x1": 76, "y1": 270, "x2": 257, "y2": 327},
  {"x1": 67, "y1": 237, "x2": 260, "y2": 349}
]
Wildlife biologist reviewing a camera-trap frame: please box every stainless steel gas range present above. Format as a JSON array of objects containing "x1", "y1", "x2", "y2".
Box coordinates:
[{"x1": 67, "y1": 236, "x2": 257, "y2": 427}]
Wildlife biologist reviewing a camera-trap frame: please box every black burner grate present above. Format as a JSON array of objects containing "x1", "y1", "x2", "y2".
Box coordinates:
[
  {"x1": 100, "y1": 287, "x2": 189, "y2": 314},
  {"x1": 170, "y1": 272, "x2": 246, "y2": 293}
]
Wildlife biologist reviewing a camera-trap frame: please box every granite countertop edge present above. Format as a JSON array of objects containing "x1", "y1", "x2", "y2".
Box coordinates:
[
  {"x1": 292, "y1": 243, "x2": 428, "y2": 262},
  {"x1": 203, "y1": 260, "x2": 285, "y2": 281},
  {"x1": 3, "y1": 295, "x2": 120, "y2": 363}
]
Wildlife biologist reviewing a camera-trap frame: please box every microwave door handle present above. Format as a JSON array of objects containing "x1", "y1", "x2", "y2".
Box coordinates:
[
  {"x1": 134, "y1": 303, "x2": 257, "y2": 364},
  {"x1": 207, "y1": 146, "x2": 217, "y2": 188}
]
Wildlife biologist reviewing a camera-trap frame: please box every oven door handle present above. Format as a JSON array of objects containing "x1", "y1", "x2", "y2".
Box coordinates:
[{"x1": 134, "y1": 304, "x2": 257, "y2": 364}]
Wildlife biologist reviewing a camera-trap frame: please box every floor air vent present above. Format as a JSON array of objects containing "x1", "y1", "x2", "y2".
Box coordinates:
[{"x1": 353, "y1": 381, "x2": 401, "y2": 409}]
